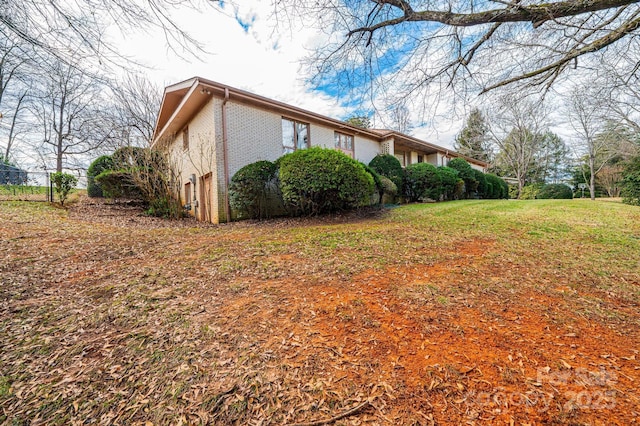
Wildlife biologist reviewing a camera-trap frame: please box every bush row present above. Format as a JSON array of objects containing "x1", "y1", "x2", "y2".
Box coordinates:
[
  {"x1": 369, "y1": 154, "x2": 508, "y2": 202},
  {"x1": 230, "y1": 150, "x2": 509, "y2": 219}
]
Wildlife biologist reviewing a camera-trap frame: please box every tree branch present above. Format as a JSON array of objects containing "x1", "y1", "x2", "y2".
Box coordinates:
[
  {"x1": 481, "y1": 12, "x2": 640, "y2": 93},
  {"x1": 355, "y1": 0, "x2": 638, "y2": 31}
]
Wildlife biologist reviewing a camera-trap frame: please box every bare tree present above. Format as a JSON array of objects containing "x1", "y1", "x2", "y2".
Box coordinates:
[
  {"x1": 3, "y1": 89, "x2": 27, "y2": 161},
  {"x1": 566, "y1": 87, "x2": 622, "y2": 200},
  {"x1": 387, "y1": 102, "x2": 413, "y2": 134},
  {"x1": 605, "y1": 56, "x2": 640, "y2": 135},
  {"x1": 488, "y1": 95, "x2": 549, "y2": 197},
  {"x1": 31, "y1": 59, "x2": 114, "y2": 172},
  {"x1": 0, "y1": 36, "x2": 31, "y2": 162},
  {"x1": 609, "y1": 87, "x2": 640, "y2": 134},
  {"x1": 0, "y1": 0, "x2": 214, "y2": 67},
  {"x1": 109, "y1": 74, "x2": 162, "y2": 148},
  {"x1": 280, "y1": 0, "x2": 640, "y2": 106}
]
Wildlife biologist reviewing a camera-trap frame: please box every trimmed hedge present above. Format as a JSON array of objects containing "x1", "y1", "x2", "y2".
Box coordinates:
[
  {"x1": 447, "y1": 158, "x2": 477, "y2": 198},
  {"x1": 622, "y1": 156, "x2": 640, "y2": 206},
  {"x1": 484, "y1": 174, "x2": 507, "y2": 199},
  {"x1": 438, "y1": 166, "x2": 463, "y2": 201},
  {"x1": 87, "y1": 155, "x2": 114, "y2": 197},
  {"x1": 360, "y1": 162, "x2": 383, "y2": 204},
  {"x1": 229, "y1": 160, "x2": 282, "y2": 219},
  {"x1": 94, "y1": 169, "x2": 141, "y2": 199},
  {"x1": 473, "y1": 169, "x2": 487, "y2": 198},
  {"x1": 279, "y1": 147, "x2": 375, "y2": 215},
  {"x1": 500, "y1": 179, "x2": 509, "y2": 199},
  {"x1": 403, "y1": 163, "x2": 441, "y2": 202},
  {"x1": 537, "y1": 183, "x2": 573, "y2": 199},
  {"x1": 369, "y1": 154, "x2": 403, "y2": 191},
  {"x1": 361, "y1": 162, "x2": 398, "y2": 204}
]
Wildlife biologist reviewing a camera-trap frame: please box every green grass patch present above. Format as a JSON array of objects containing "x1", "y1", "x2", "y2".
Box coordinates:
[{"x1": 0, "y1": 184, "x2": 48, "y2": 195}]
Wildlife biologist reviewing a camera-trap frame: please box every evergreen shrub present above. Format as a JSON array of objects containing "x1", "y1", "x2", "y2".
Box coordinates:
[{"x1": 279, "y1": 147, "x2": 375, "y2": 215}]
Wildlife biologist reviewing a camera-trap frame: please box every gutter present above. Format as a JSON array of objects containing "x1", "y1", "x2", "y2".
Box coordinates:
[{"x1": 221, "y1": 87, "x2": 231, "y2": 222}]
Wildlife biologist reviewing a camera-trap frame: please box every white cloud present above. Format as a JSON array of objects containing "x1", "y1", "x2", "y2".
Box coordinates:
[{"x1": 117, "y1": 1, "x2": 350, "y2": 119}]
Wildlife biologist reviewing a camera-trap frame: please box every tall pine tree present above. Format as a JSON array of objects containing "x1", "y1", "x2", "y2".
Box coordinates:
[{"x1": 454, "y1": 108, "x2": 491, "y2": 163}]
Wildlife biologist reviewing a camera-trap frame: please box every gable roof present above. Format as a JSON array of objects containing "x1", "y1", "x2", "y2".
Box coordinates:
[{"x1": 152, "y1": 77, "x2": 488, "y2": 168}]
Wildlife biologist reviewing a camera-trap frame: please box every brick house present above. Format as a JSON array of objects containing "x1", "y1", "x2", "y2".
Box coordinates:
[{"x1": 151, "y1": 77, "x2": 487, "y2": 223}]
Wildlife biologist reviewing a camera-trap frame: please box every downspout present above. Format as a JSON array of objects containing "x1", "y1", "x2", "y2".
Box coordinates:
[{"x1": 221, "y1": 87, "x2": 231, "y2": 222}]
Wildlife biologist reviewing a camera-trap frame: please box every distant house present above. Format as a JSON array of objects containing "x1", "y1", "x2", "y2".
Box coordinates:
[
  {"x1": 151, "y1": 77, "x2": 487, "y2": 223},
  {"x1": 0, "y1": 163, "x2": 28, "y2": 185}
]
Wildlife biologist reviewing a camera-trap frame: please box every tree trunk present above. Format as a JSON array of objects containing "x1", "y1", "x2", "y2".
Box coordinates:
[
  {"x1": 589, "y1": 155, "x2": 596, "y2": 200},
  {"x1": 5, "y1": 91, "x2": 26, "y2": 161},
  {"x1": 517, "y1": 168, "x2": 525, "y2": 199},
  {"x1": 56, "y1": 134, "x2": 63, "y2": 173}
]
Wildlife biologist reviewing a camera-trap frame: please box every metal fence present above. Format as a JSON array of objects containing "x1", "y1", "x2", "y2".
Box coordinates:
[{"x1": 0, "y1": 169, "x2": 53, "y2": 202}]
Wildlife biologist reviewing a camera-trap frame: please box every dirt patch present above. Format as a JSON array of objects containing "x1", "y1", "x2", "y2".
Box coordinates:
[{"x1": 209, "y1": 246, "x2": 640, "y2": 424}]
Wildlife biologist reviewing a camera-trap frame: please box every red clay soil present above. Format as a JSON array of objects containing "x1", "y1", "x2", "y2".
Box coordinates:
[{"x1": 208, "y1": 239, "x2": 639, "y2": 425}]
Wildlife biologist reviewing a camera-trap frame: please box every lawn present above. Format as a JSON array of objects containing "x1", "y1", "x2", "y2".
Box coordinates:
[{"x1": 1, "y1": 198, "x2": 639, "y2": 425}]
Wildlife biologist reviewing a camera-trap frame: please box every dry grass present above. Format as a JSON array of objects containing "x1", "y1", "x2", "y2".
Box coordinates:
[{"x1": 1, "y1": 197, "x2": 639, "y2": 425}]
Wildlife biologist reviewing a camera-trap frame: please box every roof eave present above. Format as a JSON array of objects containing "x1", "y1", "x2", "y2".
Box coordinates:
[{"x1": 152, "y1": 80, "x2": 201, "y2": 148}]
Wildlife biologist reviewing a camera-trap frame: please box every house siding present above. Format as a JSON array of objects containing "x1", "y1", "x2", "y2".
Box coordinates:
[
  {"x1": 222, "y1": 99, "x2": 283, "y2": 178},
  {"x1": 217, "y1": 99, "x2": 386, "y2": 177},
  {"x1": 354, "y1": 136, "x2": 380, "y2": 165},
  {"x1": 309, "y1": 125, "x2": 334, "y2": 150},
  {"x1": 169, "y1": 100, "x2": 218, "y2": 222},
  {"x1": 309, "y1": 124, "x2": 381, "y2": 165}
]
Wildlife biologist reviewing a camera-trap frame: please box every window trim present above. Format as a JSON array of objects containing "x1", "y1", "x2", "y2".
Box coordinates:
[
  {"x1": 334, "y1": 131, "x2": 355, "y2": 158},
  {"x1": 282, "y1": 117, "x2": 310, "y2": 153}
]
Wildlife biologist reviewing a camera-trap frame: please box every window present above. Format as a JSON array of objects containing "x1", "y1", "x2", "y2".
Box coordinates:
[
  {"x1": 417, "y1": 154, "x2": 424, "y2": 163},
  {"x1": 182, "y1": 127, "x2": 189, "y2": 151},
  {"x1": 282, "y1": 118, "x2": 309, "y2": 153},
  {"x1": 334, "y1": 131, "x2": 354, "y2": 158}
]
